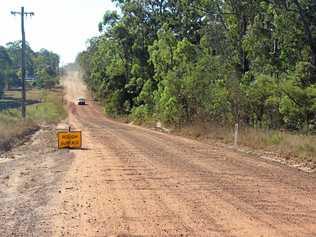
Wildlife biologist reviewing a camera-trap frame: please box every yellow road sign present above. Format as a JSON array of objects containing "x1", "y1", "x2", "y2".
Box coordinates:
[{"x1": 58, "y1": 131, "x2": 82, "y2": 149}]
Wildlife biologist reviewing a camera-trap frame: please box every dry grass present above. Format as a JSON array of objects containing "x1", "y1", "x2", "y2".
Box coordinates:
[
  {"x1": 238, "y1": 127, "x2": 316, "y2": 159},
  {"x1": 4, "y1": 90, "x2": 43, "y2": 101},
  {"x1": 0, "y1": 88, "x2": 66, "y2": 152},
  {"x1": 172, "y1": 122, "x2": 316, "y2": 165},
  {"x1": 0, "y1": 114, "x2": 38, "y2": 151}
]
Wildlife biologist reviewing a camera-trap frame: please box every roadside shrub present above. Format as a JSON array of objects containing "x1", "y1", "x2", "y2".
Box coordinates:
[
  {"x1": 0, "y1": 75, "x2": 4, "y2": 98},
  {"x1": 105, "y1": 90, "x2": 125, "y2": 116},
  {"x1": 267, "y1": 132, "x2": 283, "y2": 145},
  {"x1": 131, "y1": 105, "x2": 152, "y2": 123}
]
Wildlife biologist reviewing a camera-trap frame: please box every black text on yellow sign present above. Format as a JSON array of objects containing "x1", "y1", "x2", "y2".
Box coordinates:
[{"x1": 57, "y1": 131, "x2": 82, "y2": 149}]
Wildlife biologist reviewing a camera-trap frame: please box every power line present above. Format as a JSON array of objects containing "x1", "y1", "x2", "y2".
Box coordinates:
[{"x1": 11, "y1": 7, "x2": 35, "y2": 119}]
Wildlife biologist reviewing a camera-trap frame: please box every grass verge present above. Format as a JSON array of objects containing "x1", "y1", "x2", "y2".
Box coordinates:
[
  {"x1": 173, "y1": 122, "x2": 316, "y2": 169},
  {"x1": 0, "y1": 88, "x2": 66, "y2": 152}
]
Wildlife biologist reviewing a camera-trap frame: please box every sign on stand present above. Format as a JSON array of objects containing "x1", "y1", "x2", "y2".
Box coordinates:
[{"x1": 57, "y1": 128, "x2": 82, "y2": 149}]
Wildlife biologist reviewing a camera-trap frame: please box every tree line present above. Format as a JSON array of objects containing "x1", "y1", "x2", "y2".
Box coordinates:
[
  {"x1": 0, "y1": 41, "x2": 60, "y2": 97},
  {"x1": 77, "y1": 0, "x2": 316, "y2": 132}
]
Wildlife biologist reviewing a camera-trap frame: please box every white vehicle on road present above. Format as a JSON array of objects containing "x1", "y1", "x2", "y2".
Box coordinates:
[{"x1": 77, "y1": 97, "x2": 86, "y2": 105}]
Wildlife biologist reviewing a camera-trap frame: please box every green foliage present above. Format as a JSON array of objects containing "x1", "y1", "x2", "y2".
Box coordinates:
[
  {"x1": 0, "y1": 46, "x2": 13, "y2": 97},
  {"x1": 266, "y1": 132, "x2": 283, "y2": 146},
  {"x1": 131, "y1": 105, "x2": 152, "y2": 123},
  {"x1": 0, "y1": 80, "x2": 4, "y2": 98},
  {"x1": 32, "y1": 49, "x2": 60, "y2": 89},
  {"x1": 78, "y1": 0, "x2": 316, "y2": 132},
  {"x1": 105, "y1": 90, "x2": 126, "y2": 116},
  {"x1": 280, "y1": 62, "x2": 316, "y2": 131},
  {"x1": 26, "y1": 90, "x2": 66, "y2": 123},
  {"x1": 0, "y1": 42, "x2": 60, "y2": 90}
]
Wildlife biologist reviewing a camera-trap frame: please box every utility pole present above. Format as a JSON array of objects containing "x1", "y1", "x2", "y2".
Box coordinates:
[{"x1": 11, "y1": 7, "x2": 34, "y2": 119}]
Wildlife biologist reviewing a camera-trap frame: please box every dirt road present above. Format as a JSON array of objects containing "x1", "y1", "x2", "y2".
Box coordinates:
[
  {"x1": 1, "y1": 72, "x2": 316, "y2": 236},
  {"x1": 0, "y1": 127, "x2": 74, "y2": 236}
]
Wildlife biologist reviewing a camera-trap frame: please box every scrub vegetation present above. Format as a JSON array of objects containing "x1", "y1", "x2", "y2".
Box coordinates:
[
  {"x1": 174, "y1": 122, "x2": 316, "y2": 165},
  {"x1": 0, "y1": 88, "x2": 66, "y2": 151},
  {"x1": 77, "y1": 1, "x2": 316, "y2": 161},
  {"x1": 0, "y1": 40, "x2": 63, "y2": 151},
  {"x1": 0, "y1": 41, "x2": 60, "y2": 94}
]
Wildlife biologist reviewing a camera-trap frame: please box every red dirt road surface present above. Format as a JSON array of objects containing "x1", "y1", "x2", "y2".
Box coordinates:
[{"x1": 1, "y1": 73, "x2": 316, "y2": 237}]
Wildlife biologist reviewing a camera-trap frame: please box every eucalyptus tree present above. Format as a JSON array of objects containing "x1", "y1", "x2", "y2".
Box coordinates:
[{"x1": 78, "y1": 0, "x2": 316, "y2": 131}]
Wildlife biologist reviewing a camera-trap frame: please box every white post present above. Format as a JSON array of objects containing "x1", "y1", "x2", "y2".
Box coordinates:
[{"x1": 234, "y1": 123, "x2": 239, "y2": 148}]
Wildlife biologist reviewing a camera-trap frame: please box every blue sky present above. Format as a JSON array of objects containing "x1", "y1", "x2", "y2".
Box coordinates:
[{"x1": 0, "y1": 0, "x2": 116, "y2": 64}]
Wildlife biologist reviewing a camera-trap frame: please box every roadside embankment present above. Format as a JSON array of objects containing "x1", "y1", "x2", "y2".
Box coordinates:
[
  {"x1": 169, "y1": 122, "x2": 316, "y2": 171},
  {"x1": 0, "y1": 88, "x2": 66, "y2": 152},
  {"x1": 120, "y1": 117, "x2": 316, "y2": 172}
]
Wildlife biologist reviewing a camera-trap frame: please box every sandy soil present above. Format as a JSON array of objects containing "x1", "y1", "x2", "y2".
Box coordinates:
[
  {"x1": 1, "y1": 72, "x2": 316, "y2": 237},
  {"x1": 0, "y1": 127, "x2": 74, "y2": 236}
]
